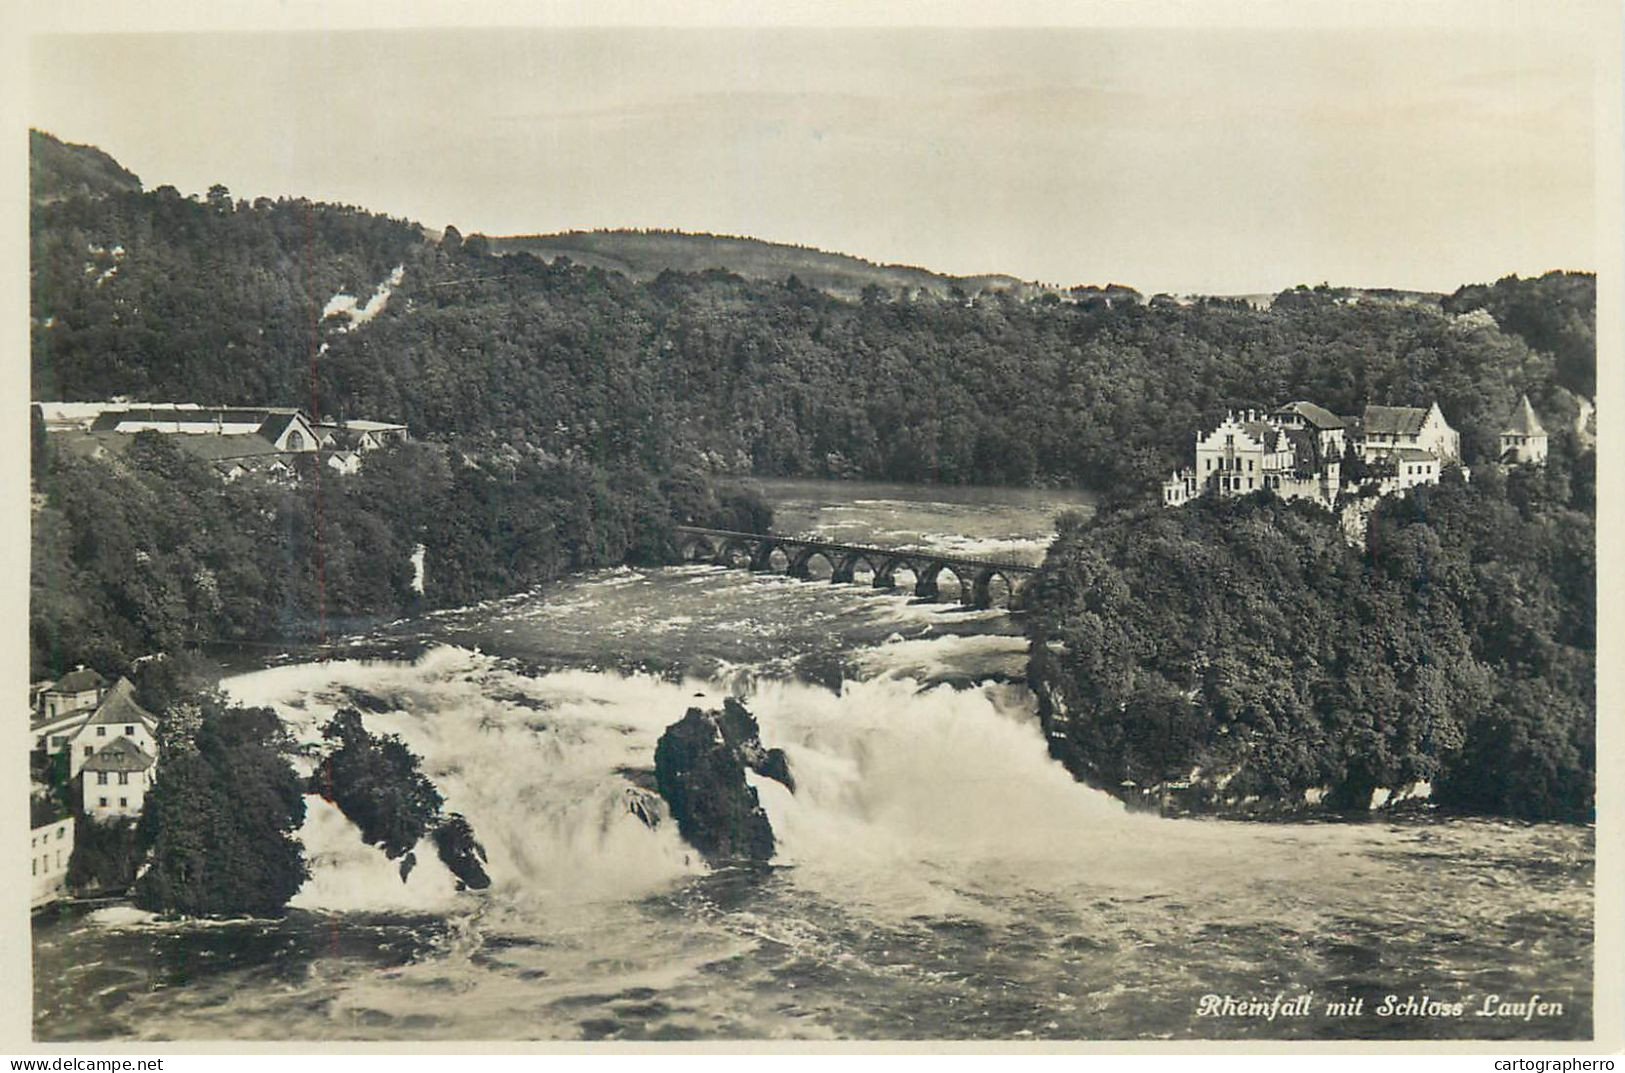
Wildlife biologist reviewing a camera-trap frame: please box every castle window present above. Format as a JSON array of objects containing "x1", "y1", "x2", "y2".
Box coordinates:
[
  {"x1": 118, "y1": 772, "x2": 129, "y2": 786},
  {"x1": 98, "y1": 798, "x2": 108, "y2": 808},
  {"x1": 96, "y1": 726, "x2": 106, "y2": 737},
  {"x1": 124, "y1": 725, "x2": 134, "y2": 736},
  {"x1": 96, "y1": 772, "x2": 108, "y2": 786}
]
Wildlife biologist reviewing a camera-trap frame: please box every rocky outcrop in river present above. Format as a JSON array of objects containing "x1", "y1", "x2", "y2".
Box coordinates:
[
  {"x1": 432, "y1": 813, "x2": 491, "y2": 890},
  {"x1": 654, "y1": 698, "x2": 793, "y2": 862},
  {"x1": 313, "y1": 707, "x2": 491, "y2": 889}
]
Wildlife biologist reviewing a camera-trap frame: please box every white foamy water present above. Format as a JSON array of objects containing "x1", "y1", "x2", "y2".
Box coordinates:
[
  {"x1": 34, "y1": 479, "x2": 1593, "y2": 1042},
  {"x1": 227, "y1": 646, "x2": 1175, "y2": 919},
  {"x1": 223, "y1": 645, "x2": 1401, "y2": 935},
  {"x1": 228, "y1": 653, "x2": 707, "y2": 911}
]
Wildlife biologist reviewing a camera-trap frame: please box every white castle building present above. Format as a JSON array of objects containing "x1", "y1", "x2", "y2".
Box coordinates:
[
  {"x1": 1164, "y1": 399, "x2": 1460, "y2": 509},
  {"x1": 1498, "y1": 394, "x2": 1548, "y2": 465}
]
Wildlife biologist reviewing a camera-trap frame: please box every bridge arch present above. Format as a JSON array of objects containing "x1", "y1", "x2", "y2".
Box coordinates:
[
  {"x1": 790, "y1": 547, "x2": 839, "y2": 580},
  {"x1": 678, "y1": 533, "x2": 718, "y2": 563},
  {"x1": 832, "y1": 551, "x2": 882, "y2": 585},
  {"x1": 752, "y1": 541, "x2": 793, "y2": 574},
  {"x1": 716, "y1": 538, "x2": 757, "y2": 569},
  {"x1": 972, "y1": 568, "x2": 1016, "y2": 609},
  {"x1": 913, "y1": 560, "x2": 970, "y2": 602},
  {"x1": 874, "y1": 557, "x2": 919, "y2": 593}
]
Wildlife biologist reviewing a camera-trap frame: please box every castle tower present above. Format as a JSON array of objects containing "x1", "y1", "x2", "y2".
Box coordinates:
[{"x1": 1499, "y1": 394, "x2": 1548, "y2": 465}]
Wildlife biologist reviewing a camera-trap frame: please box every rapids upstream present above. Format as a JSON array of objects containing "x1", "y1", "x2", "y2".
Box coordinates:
[{"x1": 32, "y1": 479, "x2": 1593, "y2": 1041}]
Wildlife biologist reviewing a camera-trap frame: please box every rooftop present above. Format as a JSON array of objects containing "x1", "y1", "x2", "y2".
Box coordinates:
[
  {"x1": 318, "y1": 419, "x2": 407, "y2": 433},
  {"x1": 1363, "y1": 404, "x2": 1431, "y2": 437},
  {"x1": 31, "y1": 703, "x2": 97, "y2": 732},
  {"x1": 49, "y1": 668, "x2": 108, "y2": 694},
  {"x1": 1240, "y1": 421, "x2": 1283, "y2": 451},
  {"x1": 1503, "y1": 395, "x2": 1547, "y2": 437},
  {"x1": 81, "y1": 678, "x2": 158, "y2": 731},
  {"x1": 1274, "y1": 401, "x2": 1345, "y2": 430},
  {"x1": 90, "y1": 406, "x2": 302, "y2": 432},
  {"x1": 82, "y1": 736, "x2": 155, "y2": 773},
  {"x1": 170, "y1": 435, "x2": 284, "y2": 462}
]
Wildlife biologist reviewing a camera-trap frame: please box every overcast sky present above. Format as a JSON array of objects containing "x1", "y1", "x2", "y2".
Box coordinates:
[{"x1": 29, "y1": 24, "x2": 1597, "y2": 294}]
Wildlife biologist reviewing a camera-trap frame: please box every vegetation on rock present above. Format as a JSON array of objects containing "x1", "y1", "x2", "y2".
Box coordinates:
[
  {"x1": 134, "y1": 699, "x2": 307, "y2": 916},
  {"x1": 313, "y1": 708, "x2": 491, "y2": 888},
  {"x1": 1025, "y1": 444, "x2": 1594, "y2": 821},
  {"x1": 432, "y1": 814, "x2": 491, "y2": 891},
  {"x1": 312, "y1": 708, "x2": 443, "y2": 872},
  {"x1": 653, "y1": 699, "x2": 791, "y2": 863}
]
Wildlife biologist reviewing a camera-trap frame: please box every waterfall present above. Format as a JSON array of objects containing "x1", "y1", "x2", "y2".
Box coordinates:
[{"x1": 225, "y1": 644, "x2": 1273, "y2": 923}]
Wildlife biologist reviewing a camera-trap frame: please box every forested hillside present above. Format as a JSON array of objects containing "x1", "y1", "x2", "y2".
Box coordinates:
[
  {"x1": 1024, "y1": 441, "x2": 1595, "y2": 821},
  {"x1": 30, "y1": 133, "x2": 422, "y2": 403},
  {"x1": 1444, "y1": 272, "x2": 1597, "y2": 399},
  {"x1": 29, "y1": 129, "x2": 141, "y2": 203},
  {"x1": 28, "y1": 132, "x2": 1598, "y2": 825},
  {"x1": 31, "y1": 131, "x2": 1592, "y2": 495},
  {"x1": 489, "y1": 228, "x2": 1057, "y2": 301},
  {"x1": 30, "y1": 426, "x2": 767, "y2": 676}
]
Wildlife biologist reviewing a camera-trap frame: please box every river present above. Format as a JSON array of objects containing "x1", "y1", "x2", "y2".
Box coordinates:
[{"x1": 31, "y1": 479, "x2": 1593, "y2": 1042}]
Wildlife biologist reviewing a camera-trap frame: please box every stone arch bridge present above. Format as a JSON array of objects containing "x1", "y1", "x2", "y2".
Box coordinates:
[{"x1": 673, "y1": 526, "x2": 1038, "y2": 609}]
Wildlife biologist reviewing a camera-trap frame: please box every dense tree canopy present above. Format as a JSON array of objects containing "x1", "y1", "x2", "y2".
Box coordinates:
[
  {"x1": 1444, "y1": 272, "x2": 1596, "y2": 399},
  {"x1": 31, "y1": 134, "x2": 1592, "y2": 497},
  {"x1": 134, "y1": 698, "x2": 308, "y2": 916},
  {"x1": 31, "y1": 134, "x2": 1597, "y2": 827},
  {"x1": 1025, "y1": 443, "x2": 1594, "y2": 821},
  {"x1": 30, "y1": 431, "x2": 767, "y2": 679}
]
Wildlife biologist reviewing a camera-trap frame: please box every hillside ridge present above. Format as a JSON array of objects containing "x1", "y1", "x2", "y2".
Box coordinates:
[{"x1": 489, "y1": 228, "x2": 1088, "y2": 301}]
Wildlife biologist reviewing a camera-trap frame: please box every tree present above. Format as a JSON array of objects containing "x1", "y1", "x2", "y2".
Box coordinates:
[
  {"x1": 312, "y1": 708, "x2": 443, "y2": 866},
  {"x1": 135, "y1": 699, "x2": 307, "y2": 916},
  {"x1": 1025, "y1": 478, "x2": 1592, "y2": 821}
]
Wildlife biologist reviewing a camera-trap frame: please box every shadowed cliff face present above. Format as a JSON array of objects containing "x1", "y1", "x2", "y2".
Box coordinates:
[
  {"x1": 653, "y1": 699, "x2": 793, "y2": 863},
  {"x1": 432, "y1": 813, "x2": 490, "y2": 891},
  {"x1": 313, "y1": 707, "x2": 491, "y2": 889}
]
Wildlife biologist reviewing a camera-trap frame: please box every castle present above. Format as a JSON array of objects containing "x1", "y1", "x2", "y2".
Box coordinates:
[
  {"x1": 1162, "y1": 399, "x2": 1462, "y2": 509},
  {"x1": 1498, "y1": 394, "x2": 1548, "y2": 465}
]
